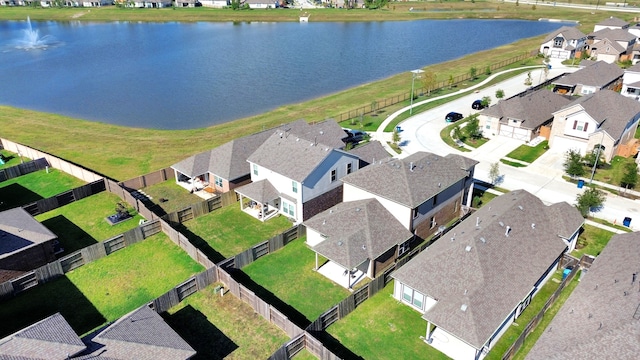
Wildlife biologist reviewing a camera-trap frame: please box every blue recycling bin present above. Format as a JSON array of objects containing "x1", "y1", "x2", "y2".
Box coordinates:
[
  {"x1": 577, "y1": 180, "x2": 584, "y2": 189},
  {"x1": 623, "y1": 217, "x2": 632, "y2": 227},
  {"x1": 396, "y1": 126, "x2": 402, "y2": 133},
  {"x1": 562, "y1": 268, "x2": 572, "y2": 280}
]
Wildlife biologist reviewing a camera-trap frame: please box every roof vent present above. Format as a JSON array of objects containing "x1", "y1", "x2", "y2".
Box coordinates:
[
  {"x1": 355, "y1": 207, "x2": 361, "y2": 212},
  {"x1": 476, "y1": 217, "x2": 480, "y2": 227},
  {"x1": 322, "y1": 220, "x2": 326, "y2": 225},
  {"x1": 319, "y1": 130, "x2": 324, "y2": 135},
  {"x1": 451, "y1": 233, "x2": 456, "y2": 242},
  {"x1": 480, "y1": 237, "x2": 486, "y2": 243},
  {"x1": 505, "y1": 226, "x2": 511, "y2": 237},
  {"x1": 362, "y1": 245, "x2": 366, "y2": 250},
  {"x1": 337, "y1": 241, "x2": 343, "y2": 246},
  {"x1": 499, "y1": 221, "x2": 504, "y2": 227},
  {"x1": 531, "y1": 223, "x2": 536, "y2": 229},
  {"x1": 438, "y1": 182, "x2": 441, "y2": 188},
  {"x1": 409, "y1": 162, "x2": 414, "y2": 172},
  {"x1": 461, "y1": 304, "x2": 468, "y2": 312},
  {"x1": 518, "y1": 205, "x2": 523, "y2": 211},
  {"x1": 465, "y1": 245, "x2": 472, "y2": 252},
  {"x1": 296, "y1": 138, "x2": 300, "y2": 142},
  {"x1": 329, "y1": 209, "x2": 334, "y2": 214}
]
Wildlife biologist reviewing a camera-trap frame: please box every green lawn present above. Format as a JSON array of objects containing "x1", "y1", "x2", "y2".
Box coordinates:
[
  {"x1": 572, "y1": 224, "x2": 615, "y2": 258},
  {"x1": 472, "y1": 188, "x2": 498, "y2": 209},
  {"x1": 0, "y1": 149, "x2": 29, "y2": 169},
  {"x1": 500, "y1": 159, "x2": 528, "y2": 168},
  {"x1": 440, "y1": 121, "x2": 471, "y2": 152},
  {"x1": 0, "y1": 168, "x2": 86, "y2": 211},
  {"x1": 592, "y1": 155, "x2": 639, "y2": 190},
  {"x1": 327, "y1": 281, "x2": 449, "y2": 360},
  {"x1": 140, "y1": 180, "x2": 204, "y2": 215},
  {"x1": 505, "y1": 141, "x2": 548, "y2": 163},
  {"x1": 292, "y1": 348, "x2": 318, "y2": 360},
  {"x1": 180, "y1": 205, "x2": 293, "y2": 261},
  {"x1": 0, "y1": 232, "x2": 203, "y2": 338},
  {"x1": 164, "y1": 284, "x2": 289, "y2": 360},
  {"x1": 35, "y1": 192, "x2": 145, "y2": 255},
  {"x1": 242, "y1": 237, "x2": 350, "y2": 322}
]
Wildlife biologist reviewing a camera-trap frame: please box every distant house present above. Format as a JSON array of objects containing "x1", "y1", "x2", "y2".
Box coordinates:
[
  {"x1": 620, "y1": 62, "x2": 640, "y2": 100},
  {"x1": 341, "y1": 152, "x2": 477, "y2": 239},
  {"x1": 243, "y1": 0, "x2": 277, "y2": 8},
  {"x1": 539, "y1": 26, "x2": 587, "y2": 59},
  {"x1": 586, "y1": 28, "x2": 636, "y2": 63},
  {"x1": 0, "y1": 207, "x2": 58, "y2": 281},
  {"x1": 0, "y1": 313, "x2": 86, "y2": 359},
  {"x1": 551, "y1": 60, "x2": 623, "y2": 96},
  {"x1": 526, "y1": 232, "x2": 640, "y2": 360},
  {"x1": 128, "y1": 0, "x2": 172, "y2": 7},
  {"x1": 391, "y1": 190, "x2": 583, "y2": 360},
  {"x1": 548, "y1": 89, "x2": 640, "y2": 161},
  {"x1": 593, "y1": 16, "x2": 629, "y2": 32},
  {"x1": 478, "y1": 89, "x2": 573, "y2": 141},
  {"x1": 236, "y1": 129, "x2": 360, "y2": 223},
  {"x1": 175, "y1": 0, "x2": 197, "y2": 6},
  {"x1": 171, "y1": 119, "x2": 346, "y2": 198},
  {"x1": 82, "y1": 305, "x2": 196, "y2": 359},
  {"x1": 200, "y1": 0, "x2": 229, "y2": 6},
  {"x1": 305, "y1": 198, "x2": 414, "y2": 289},
  {"x1": 346, "y1": 141, "x2": 392, "y2": 168}
]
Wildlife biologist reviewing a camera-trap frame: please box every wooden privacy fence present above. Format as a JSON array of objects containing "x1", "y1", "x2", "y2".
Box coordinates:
[
  {"x1": 161, "y1": 191, "x2": 238, "y2": 226},
  {"x1": 0, "y1": 158, "x2": 49, "y2": 183},
  {"x1": 22, "y1": 179, "x2": 106, "y2": 216},
  {"x1": 333, "y1": 51, "x2": 535, "y2": 123},
  {"x1": 151, "y1": 267, "x2": 219, "y2": 313},
  {"x1": 120, "y1": 167, "x2": 175, "y2": 190},
  {"x1": 501, "y1": 256, "x2": 589, "y2": 360},
  {"x1": 0, "y1": 138, "x2": 103, "y2": 183},
  {"x1": 230, "y1": 225, "x2": 304, "y2": 269}
]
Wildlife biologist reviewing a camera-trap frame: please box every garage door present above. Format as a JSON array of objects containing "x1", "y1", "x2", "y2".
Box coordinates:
[
  {"x1": 551, "y1": 136, "x2": 586, "y2": 156},
  {"x1": 499, "y1": 125, "x2": 530, "y2": 141}
]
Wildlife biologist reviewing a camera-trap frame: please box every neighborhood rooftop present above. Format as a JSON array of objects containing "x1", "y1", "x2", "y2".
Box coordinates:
[
  {"x1": 481, "y1": 89, "x2": 573, "y2": 130},
  {"x1": 0, "y1": 207, "x2": 57, "y2": 260},
  {"x1": 541, "y1": 26, "x2": 586, "y2": 43},
  {"x1": 552, "y1": 61, "x2": 623, "y2": 88}
]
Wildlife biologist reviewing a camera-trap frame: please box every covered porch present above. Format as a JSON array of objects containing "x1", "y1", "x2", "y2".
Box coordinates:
[
  {"x1": 314, "y1": 259, "x2": 366, "y2": 291},
  {"x1": 174, "y1": 172, "x2": 217, "y2": 200},
  {"x1": 235, "y1": 179, "x2": 280, "y2": 222}
]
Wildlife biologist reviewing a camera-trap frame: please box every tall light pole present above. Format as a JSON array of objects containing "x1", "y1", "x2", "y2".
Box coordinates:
[
  {"x1": 590, "y1": 130, "x2": 606, "y2": 184},
  {"x1": 410, "y1": 69, "x2": 424, "y2": 115}
]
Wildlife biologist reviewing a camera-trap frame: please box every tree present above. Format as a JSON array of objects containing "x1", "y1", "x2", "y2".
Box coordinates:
[
  {"x1": 448, "y1": 74, "x2": 454, "y2": 89},
  {"x1": 563, "y1": 149, "x2": 585, "y2": 178},
  {"x1": 464, "y1": 114, "x2": 482, "y2": 139},
  {"x1": 452, "y1": 125, "x2": 465, "y2": 142},
  {"x1": 481, "y1": 96, "x2": 491, "y2": 108},
  {"x1": 363, "y1": 0, "x2": 389, "y2": 9},
  {"x1": 484, "y1": 66, "x2": 492, "y2": 76},
  {"x1": 524, "y1": 71, "x2": 532, "y2": 86},
  {"x1": 392, "y1": 128, "x2": 401, "y2": 145},
  {"x1": 583, "y1": 149, "x2": 605, "y2": 169},
  {"x1": 495, "y1": 89, "x2": 505, "y2": 99},
  {"x1": 421, "y1": 71, "x2": 437, "y2": 96},
  {"x1": 489, "y1": 162, "x2": 501, "y2": 185},
  {"x1": 621, "y1": 162, "x2": 638, "y2": 190},
  {"x1": 470, "y1": 67, "x2": 478, "y2": 80},
  {"x1": 575, "y1": 187, "x2": 606, "y2": 218}
]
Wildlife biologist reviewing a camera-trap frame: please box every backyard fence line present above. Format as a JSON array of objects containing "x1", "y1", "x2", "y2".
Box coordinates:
[
  {"x1": 501, "y1": 257, "x2": 586, "y2": 360},
  {"x1": 0, "y1": 157, "x2": 49, "y2": 183},
  {"x1": 21, "y1": 179, "x2": 106, "y2": 216},
  {"x1": 333, "y1": 51, "x2": 536, "y2": 123},
  {"x1": 0, "y1": 138, "x2": 104, "y2": 183},
  {"x1": 119, "y1": 167, "x2": 175, "y2": 191},
  {"x1": 231, "y1": 225, "x2": 304, "y2": 269}
]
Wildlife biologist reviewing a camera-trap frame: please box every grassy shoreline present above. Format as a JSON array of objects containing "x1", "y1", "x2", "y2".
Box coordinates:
[{"x1": 0, "y1": 4, "x2": 629, "y2": 180}]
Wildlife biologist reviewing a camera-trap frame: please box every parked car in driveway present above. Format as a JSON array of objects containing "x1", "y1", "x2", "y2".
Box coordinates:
[
  {"x1": 471, "y1": 99, "x2": 485, "y2": 110},
  {"x1": 342, "y1": 129, "x2": 367, "y2": 144},
  {"x1": 445, "y1": 112, "x2": 464, "y2": 123}
]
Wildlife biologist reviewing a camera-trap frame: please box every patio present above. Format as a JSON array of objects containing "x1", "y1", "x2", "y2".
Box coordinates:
[
  {"x1": 235, "y1": 179, "x2": 282, "y2": 222},
  {"x1": 175, "y1": 177, "x2": 217, "y2": 200},
  {"x1": 316, "y1": 260, "x2": 366, "y2": 290}
]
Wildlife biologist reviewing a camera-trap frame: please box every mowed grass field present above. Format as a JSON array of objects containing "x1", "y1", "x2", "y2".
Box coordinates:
[
  {"x1": 0, "y1": 168, "x2": 86, "y2": 211},
  {"x1": 0, "y1": 232, "x2": 203, "y2": 338}
]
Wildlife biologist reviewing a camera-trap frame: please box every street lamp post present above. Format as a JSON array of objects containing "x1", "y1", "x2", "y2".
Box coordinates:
[
  {"x1": 590, "y1": 131, "x2": 606, "y2": 184},
  {"x1": 410, "y1": 69, "x2": 424, "y2": 115}
]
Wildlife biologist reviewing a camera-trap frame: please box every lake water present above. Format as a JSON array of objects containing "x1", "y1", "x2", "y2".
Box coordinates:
[{"x1": 0, "y1": 19, "x2": 571, "y2": 129}]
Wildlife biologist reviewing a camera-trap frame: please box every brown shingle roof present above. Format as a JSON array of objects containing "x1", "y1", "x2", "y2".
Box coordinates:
[
  {"x1": 305, "y1": 199, "x2": 413, "y2": 269},
  {"x1": 552, "y1": 61, "x2": 623, "y2": 88},
  {"x1": 480, "y1": 89, "x2": 573, "y2": 130},
  {"x1": 526, "y1": 232, "x2": 640, "y2": 360},
  {"x1": 341, "y1": 152, "x2": 475, "y2": 208},
  {"x1": 391, "y1": 190, "x2": 582, "y2": 349},
  {"x1": 0, "y1": 208, "x2": 57, "y2": 260}
]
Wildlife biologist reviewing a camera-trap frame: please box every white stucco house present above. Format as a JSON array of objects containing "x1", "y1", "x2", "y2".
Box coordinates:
[
  {"x1": 539, "y1": 26, "x2": 587, "y2": 60},
  {"x1": 548, "y1": 89, "x2": 640, "y2": 161},
  {"x1": 236, "y1": 129, "x2": 360, "y2": 223},
  {"x1": 391, "y1": 190, "x2": 584, "y2": 360},
  {"x1": 199, "y1": 0, "x2": 229, "y2": 7},
  {"x1": 620, "y1": 62, "x2": 640, "y2": 101}
]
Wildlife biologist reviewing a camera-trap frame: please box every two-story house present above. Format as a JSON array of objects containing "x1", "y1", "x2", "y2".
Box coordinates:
[
  {"x1": 391, "y1": 190, "x2": 584, "y2": 360},
  {"x1": 548, "y1": 89, "x2": 640, "y2": 161},
  {"x1": 592, "y1": 16, "x2": 629, "y2": 32},
  {"x1": 340, "y1": 152, "x2": 477, "y2": 240},
  {"x1": 620, "y1": 62, "x2": 640, "y2": 100},
  {"x1": 539, "y1": 26, "x2": 587, "y2": 60},
  {"x1": 586, "y1": 28, "x2": 636, "y2": 63},
  {"x1": 551, "y1": 60, "x2": 623, "y2": 96},
  {"x1": 236, "y1": 130, "x2": 360, "y2": 223}
]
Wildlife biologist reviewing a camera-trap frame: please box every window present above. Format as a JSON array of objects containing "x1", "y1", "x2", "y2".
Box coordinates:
[
  {"x1": 433, "y1": 194, "x2": 438, "y2": 206},
  {"x1": 553, "y1": 37, "x2": 564, "y2": 48},
  {"x1": 398, "y1": 241, "x2": 410, "y2": 256},
  {"x1": 214, "y1": 175, "x2": 223, "y2": 187},
  {"x1": 282, "y1": 201, "x2": 295, "y2": 217},
  {"x1": 454, "y1": 200, "x2": 458, "y2": 214},
  {"x1": 430, "y1": 216, "x2": 436, "y2": 229},
  {"x1": 413, "y1": 208, "x2": 419, "y2": 218},
  {"x1": 253, "y1": 164, "x2": 258, "y2": 176},
  {"x1": 402, "y1": 286, "x2": 425, "y2": 310},
  {"x1": 331, "y1": 169, "x2": 337, "y2": 182},
  {"x1": 292, "y1": 181, "x2": 298, "y2": 193},
  {"x1": 485, "y1": 124, "x2": 491, "y2": 130},
  {"x1": 346, "y1": 163, "x2": 352, "y2": 175},
  {"x1": 627, "y1": 88, "x2": 638, "y2": 94},
  {"x1": 572, "y1": 120, "x2": 589, "y2": 132}
]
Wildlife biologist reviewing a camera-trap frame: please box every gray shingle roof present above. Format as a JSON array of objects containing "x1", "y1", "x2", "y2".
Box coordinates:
[
  {"x1": 626, "y1": 62, "x2": 640, "y2": 73},
  {"x1": 391, "y1": 190, "x2": 582, "y2": 349},
  {"x1": 526, "y1": 232, "x2": 640, "y2": 360},
  {"x1": 91, "y1": 305, "x2": 195, "y2": 360},
  {"x1": 589, "y1": 28, "x2": 635, "y2": 42},
  {"x1": 595, "y1": 16, "x2": 629, "y2": 28},
  {"x1": 341, "y1": 152, "x2": 476, "y2": 208},
  {"x1": 347, "y1": 141, "x2": 391, "y2": 166},
  {"x1": 481, "y1": 89, "x2": 573, "y2": 130},
  {"x1": 547, "y1": 202, "x2": 585, "y2": 239},
  {"x1": 552, "y1": 61, "x2": 623, "y2": 88},
  {"x1": 541, "y1": 26, "x2": 586, "y2": 43},
  {"x1": 234, "y1": 178, "x2": 280, "y2": 204},
  {"x1": 0, "y1": 313, "x2": 85, "y2": 359},
  {"x1": 558, "y1": 89, "x2": 640, "y2": 140},
  {"x1": 0, "y1": 208, "x2": 57, "y2": 260},
  {"x1": 305, "y1": 199, "x2": 413, "y2": 269},
  {"x1": 247, "y1": 131, "x2": 354, "y2": 183}
]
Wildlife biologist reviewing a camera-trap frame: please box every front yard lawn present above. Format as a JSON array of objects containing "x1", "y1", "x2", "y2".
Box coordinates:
[
  {"x1": 0, "y1": 232, "x2": 203, "y2": 338},
  {"x1": 572, "y1": 224, "x2": 615, "y2": 258},
  {"x1": 164, "y1": 283, "x2": 289, "y2": 360},
  {"x1": 327, "y1": 281, "x2": 449, "y2": 360},
  {"x1": 140, "y1": 180, "x2": 204, "y2": 215},
  {"x1": 592, "y1": 155, "x2": 639, "y2": 191},
  {"x1": 0, "y1": 168, "x2": 86, "y2": 211},
  {"x1": 180, "y1": 205, "x2": 292, "y2": 261},
  {"x1": 242, "y1": 237, "x2": 350, "y2": 322},
  {"x1": 505, "y1": 141, "x2": 548, "y2": 163},
  {"x1": 36, "y1": 192, "x2": 145, "y2": 255}
]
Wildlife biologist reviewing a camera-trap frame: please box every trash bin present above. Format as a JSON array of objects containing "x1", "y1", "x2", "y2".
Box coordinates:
[
  {"x1": 562, "y1": 267, "x2": 572, "y2": 280},
  {"x1": 396, "y1": 126, "x2": 402, "y2": 133},
  {"x1": 577, "y1": 180, "x2": 584, "y2": 188},
  {"x1": 623, "y1": 217, "x2": 632, "y2": 227}
]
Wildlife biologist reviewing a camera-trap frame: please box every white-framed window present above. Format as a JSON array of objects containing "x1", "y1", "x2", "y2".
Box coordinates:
[
  {"x1": 282, "y1": 200, "x2": 295, "y2": 217},
  {"x1": 292, "y1": 181, "x2": 298, "y2": 193},
  {"x1": 627, "y1": 87, "x2": 638, "y2": 94},
  {"x1": 402, "y1": 285, "x2": 425, "y2": 310},
  {"x1": 581, "y1": 88, "x2": 595, "y2": 95},
  {"x1": 553, "y1": 37, "x2": 563, "y2": 48},
  {"x1": 253, "y1": 164, "x2": 258, "y2": 176},
  {"x1": 430, "y1": 216, "x2": 436, "y2": 229},
  {"x1": 398, "y1": 240, "x2": 410, "y2": 256},
  {"x1": 485, "y1": 124, "x2": 491, "y2": 129},
  {"x1": 572, "y1": 120, "x2": 589, "y2": 132},
  {"x1": 346, "y1": 162, "x2": 352, "y2": 175},
  {"x1": 330, "y1": 169, "x2": 337, "y2": 182},
  {"x1": 214, "y1": 175, "x2": 223, "y2": 187}
]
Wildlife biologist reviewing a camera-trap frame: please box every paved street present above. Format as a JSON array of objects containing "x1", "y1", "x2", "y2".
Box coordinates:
[{"x1": 373, "y1": 59, "x2": 640, "y2": 230}]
